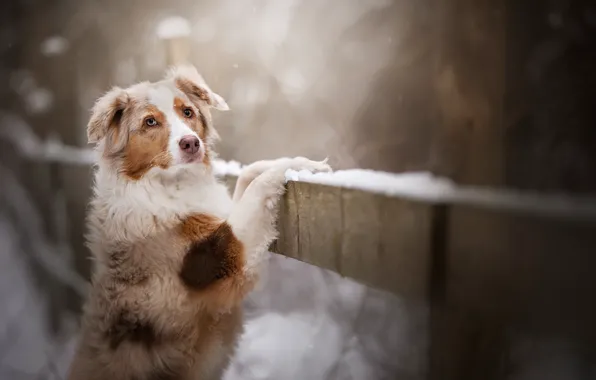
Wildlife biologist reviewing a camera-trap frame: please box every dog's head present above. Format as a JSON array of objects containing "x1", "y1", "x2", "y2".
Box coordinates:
[{"x1": 87, "y1": 65, "x2": 229, "y2": 180}]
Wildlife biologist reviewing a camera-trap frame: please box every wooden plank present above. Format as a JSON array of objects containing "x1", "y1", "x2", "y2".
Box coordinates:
[
  {"x1": 274, "y1": 181, "x2": 433, "y2": 300},
  {"x1": 277, "y1": 181, "x2": 344, "y2": 273}
]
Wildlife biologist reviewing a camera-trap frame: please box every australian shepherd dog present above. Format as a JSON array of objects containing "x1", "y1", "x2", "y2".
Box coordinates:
[{"x1": 67, "y1": 65, "x2": 331, "y2": 380}]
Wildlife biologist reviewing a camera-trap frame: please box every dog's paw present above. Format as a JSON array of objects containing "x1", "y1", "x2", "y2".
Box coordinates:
[{"x1": 285, "y1": 157, "x2": 333, "y2": 174}]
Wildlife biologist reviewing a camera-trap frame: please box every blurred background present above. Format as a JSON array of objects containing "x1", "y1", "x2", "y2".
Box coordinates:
[{"x1": 0, "y1": 0, "x2": 595, "y2": 379}]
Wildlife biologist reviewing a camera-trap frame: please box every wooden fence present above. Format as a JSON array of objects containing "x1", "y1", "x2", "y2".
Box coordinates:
[
  {"x1": 10, "y1": 136, "x2": 596, "y2": 379},
  {"x1": 227, "y1": 170, "x2": 596, "y2": 378}
]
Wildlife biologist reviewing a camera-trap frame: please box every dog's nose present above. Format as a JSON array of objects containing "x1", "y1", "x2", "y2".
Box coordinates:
[{"x1": 179, "y1": 135, "x2": 201, "y2": 154}]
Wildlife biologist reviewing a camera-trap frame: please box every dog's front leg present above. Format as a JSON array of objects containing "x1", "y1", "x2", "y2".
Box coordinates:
[
  {"x1": 232, "y1": 159, "x2": 278, "y2": 203},
  {"x1": 227, "y1": 157, "x2": 331, "y2": 277},
  {"x1": 232, "y1": 157, "x2": 329, "y2": 203}
]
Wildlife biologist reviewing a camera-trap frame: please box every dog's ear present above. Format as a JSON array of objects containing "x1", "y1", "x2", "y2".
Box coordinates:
[
  {"x1": 167, "y1": 65, "x2": 229, "y2": 111},
  {"x1": 88, "y1": 87, "x2": 130, "y2": 153}
]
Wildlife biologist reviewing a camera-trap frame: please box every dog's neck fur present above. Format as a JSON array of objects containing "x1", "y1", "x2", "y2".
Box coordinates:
[{"x1": 87, "y1": 158, "x2": 233, "y2": 265}]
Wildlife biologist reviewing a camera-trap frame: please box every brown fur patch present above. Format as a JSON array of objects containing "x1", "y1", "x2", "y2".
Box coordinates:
[
  {"x1": 106, "y1": 309, "x2": 158, "y2": 350},
  {"x1": 175, "y1": 78, "x2": 211, "y2": 104},
  {"x1": 121, "y1": 106, "x2": 172, "y2": 180},
  {"x1": 179, "y1": 215, "x2": 244, "y2": 291},
  {"x1": 179, "y1": 214, "x2": 221, "y2": 239}
]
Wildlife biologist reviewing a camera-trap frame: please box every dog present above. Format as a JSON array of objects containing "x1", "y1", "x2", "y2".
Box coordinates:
[{"x1": 67, "y1": 65, "x2": 331, "y2": 380}]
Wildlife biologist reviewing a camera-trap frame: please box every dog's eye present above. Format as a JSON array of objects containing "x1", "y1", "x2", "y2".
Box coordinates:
[
  {"x1": 183, "y1": 108, "x2": 193, "y2": 118},
  {"x1": 145, "y1": 117, "x2": 158, "y2": 127}
]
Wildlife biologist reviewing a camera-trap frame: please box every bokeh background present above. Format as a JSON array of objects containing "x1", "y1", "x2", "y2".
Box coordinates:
[{"x1": 1, "y1": 0, "x2": 595, "y2": 379}]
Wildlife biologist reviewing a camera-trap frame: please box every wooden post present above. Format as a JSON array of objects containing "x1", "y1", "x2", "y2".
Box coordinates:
[
  {"x1": 431, "y1": 0, "x2": 506, "y2": 188},
  {"x1": 164, "y1": 37, "x2": 190, "y2": 66},
  {"x1": 157, "y1": 16, "x2": 192, "y2": 66},
  {"x1": 430, "y1": 1, "x2": 508, "y2": 378}
]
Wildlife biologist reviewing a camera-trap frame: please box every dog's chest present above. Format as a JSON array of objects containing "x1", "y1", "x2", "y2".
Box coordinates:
[
  {"x1": 147, "y1": 177, "x2": 232, "y2": 220},
  {"x1": 175, "y1": 181, "x2": 232, "y2": 218}
]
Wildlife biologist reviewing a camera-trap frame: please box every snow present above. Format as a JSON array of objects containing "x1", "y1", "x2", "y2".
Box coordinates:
[
  {"x1": 0, "y1": 165, "x2": 82, "y2": 379},
  {"x1": 156, "y1": 16, "x2": 192, "y2": 40},
  {"x1": 40, "y1": 36, "x2": 69, "y2": 56},
  {"x1": 286, "y1": 169, "x2": 455, "y2": 200},
  {"x1": 0, "y1": 214, "x2": 78, "y2": 379},
  {"x1": 0, "y1": 113, "x2": 96, "y2": 165},
  {"x1": 9, "y1": 70, "x2": 54, "y2": 114},
  {"x1": 212, "y1": 158, "x2": 243, "y2": 177},
  {"x1": 223, "y1": 253, "x2": 427, "y2": 380},
  {"x1": 285, "y1": 168, "x2": 596, "y2": 221},
  {"x1": 25, "y1": 87, "x2": 54, "y2": 114}
]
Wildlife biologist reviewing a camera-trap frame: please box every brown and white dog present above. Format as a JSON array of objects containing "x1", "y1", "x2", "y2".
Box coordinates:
[{"x1": 67, "y1": 65, "x2": 331, "y2": 380}]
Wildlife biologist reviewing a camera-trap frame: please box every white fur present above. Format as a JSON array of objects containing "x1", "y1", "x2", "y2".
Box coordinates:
[{"x1": 148, "y1": 84, "x2": 204, "y2": 164}]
